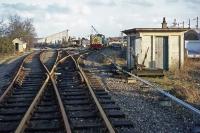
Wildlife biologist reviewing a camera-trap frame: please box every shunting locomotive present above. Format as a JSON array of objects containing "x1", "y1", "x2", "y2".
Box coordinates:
[{"x1": 90, "y1": 25, "x2": 107, "y2": 49}]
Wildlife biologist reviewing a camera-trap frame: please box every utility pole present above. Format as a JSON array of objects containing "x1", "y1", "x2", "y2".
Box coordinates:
[
  {"x1": 172, "y1": 19, "x2": 177, "y2": 27},
  {"x1": 193, "y1": 16, "x2": 199, "y2": 29},
  {"x1": 188, "y1": 19, "x2": 191, "y2": 28},
  {"x1": 180, "y1": 21, "x2": 184, "y2": 28}
]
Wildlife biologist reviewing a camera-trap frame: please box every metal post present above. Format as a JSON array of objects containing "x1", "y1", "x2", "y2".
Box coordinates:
[{"x1": 188, "y1": 19, "x2": 190, "y2": 28}]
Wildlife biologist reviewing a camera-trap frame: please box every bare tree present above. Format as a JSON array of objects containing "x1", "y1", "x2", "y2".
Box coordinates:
[
  {"x1": 7, "y1": 14, "x2": 36, "y2": 49},
  {"x1": 0, "y1": 14, "x2": 37, "y2": 54}
]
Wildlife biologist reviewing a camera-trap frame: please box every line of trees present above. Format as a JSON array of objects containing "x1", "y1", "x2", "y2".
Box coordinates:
[{"x1": 0, "y1": 14, "x2": 36, "y2": 55}]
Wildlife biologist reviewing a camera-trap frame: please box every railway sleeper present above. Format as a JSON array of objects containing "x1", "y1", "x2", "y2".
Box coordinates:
[
  {"x1": 0, "y1": 121, "x2": 18, "y2": 132},
  {"x1": 65, "y1": 105, "x2": 95, "y2": 111},
  {"x1": 61, "y1": 91, "x2": 87, "y2": 96},
  {"x1": 69, "y1": 111, "x2": 98, "y2": 118},
  {"x1": 31, "y1": 113, "x2": 61, "y2": 120},
  {"x1": 62, "y1": 95, "x2": 89, "y2": 100},
  {"x1": 25, "y1": 120, "x2": 63, "y2": 132},
  {"x1": 71, "y1": 122, "x2": 103, "y2": 130},
  {"x1": 0, "y1": 114, "x2": 22, "y2": 121},
  {"x1": 63, "y1": 99, "x2": 90, "y2": 105},
  {"x1": 0, "y1": 102, "x2": 29, "y2": 107}
]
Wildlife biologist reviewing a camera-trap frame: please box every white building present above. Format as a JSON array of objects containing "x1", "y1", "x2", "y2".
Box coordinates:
[
  {"x1": 122, "y1": 18, "x2": 188, "y2": 71},
  {"x1": 36, "y1": 30, "x2": 69, "y2": 45},
  {"x1": 12, "y1": 38, "x2": 27, "y2": 53},
  {"x1": 44, "y1": 30, "x2": 69, "y2": 44}
]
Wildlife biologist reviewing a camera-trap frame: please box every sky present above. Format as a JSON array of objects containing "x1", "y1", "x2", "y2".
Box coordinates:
[{"x1": 0, "y1": 0, "x2": 199, "y2": 38}]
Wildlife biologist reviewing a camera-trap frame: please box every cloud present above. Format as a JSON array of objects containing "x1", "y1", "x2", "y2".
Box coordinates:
[
  {"x1": 88, "y1": 0, "x2": 116, "y2": 6},
  {"x1": 0, "y1": 3, "x2": 71, "y2": 14},
  {"x1": 0, "y1": 3, "x2": 39, "y2": 11},
  {"x1": 165, "y1": 0, "x2": 179, "y2": 3},
  {"x1": 0, "y1": 0, "x2": 199, "y2": 37},
  {"x1": 46, "y1": 4, "x2": 70, "y2": 14},
  {"x1": 124, "y1": 0, "x2": 153, "y2": 7}
]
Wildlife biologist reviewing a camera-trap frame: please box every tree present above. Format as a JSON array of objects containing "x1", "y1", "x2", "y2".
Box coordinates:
[
  {"x1": 7, "y1": 15, "x2": 36, "y2": 49},
  {"x1": 0, "y1": 14, "x2": 37, "y2": 55}
]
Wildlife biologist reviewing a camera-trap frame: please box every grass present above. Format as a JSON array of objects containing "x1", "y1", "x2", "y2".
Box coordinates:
[
  {"x1": 101, "y1": 47, "x2": 200, "y2": 105},
  {"x1": 145, "y1": 58, "x2": 200, "y2": 105}
]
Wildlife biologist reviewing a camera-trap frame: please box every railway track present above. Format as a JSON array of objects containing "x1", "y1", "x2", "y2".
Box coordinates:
[
  {"x1": 0, "y1": 49, "x2": 135, "y2": 133},
  {"x1": 56, "y1": 54, "x2": 135, "y2": 132},
  {"x1": 0, "y1": 54, "x2": 29, "y2": 96},
  {"x1": 0, "y1": 50, "x2": 62, "y2": 133},
  {"x1": 23, "y1": 81, "x2": 66, "y2": 133},
  {"x1": 0, "y1": 52, "x2": 49, "y2": 132}
]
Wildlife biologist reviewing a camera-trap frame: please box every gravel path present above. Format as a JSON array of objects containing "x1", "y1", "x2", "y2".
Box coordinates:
[{"x1": 82, "y1": 48, "x2": 197, "y2": 133}]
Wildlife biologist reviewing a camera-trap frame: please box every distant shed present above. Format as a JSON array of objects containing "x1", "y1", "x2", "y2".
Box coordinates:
[
  {"x1": 185, "y1": 29, "x2": 200, "y2": 40},
  {"x1": 185, "y1": 40, "x2": 200, "y2": 58},
  {"x1": 12, "y1": 38, "x2": 27, "y2": 53},
  {"x1": 184, "y1": 29, "x2": 200, "y2": 58},
  {"x1": 122, "y1": 18, "x2": 188, "y2": 71}
]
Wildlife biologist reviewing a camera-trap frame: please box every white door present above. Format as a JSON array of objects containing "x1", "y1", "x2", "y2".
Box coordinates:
[
  {"x1": 155, "y1": 37, "x2": 164, "y2": 69},
  {"x1": 142, "y1": 36, "x2": 152, "y2": 68},
  {"x1": 169, "y1": 36, "x2": 180, "y2": 68}
]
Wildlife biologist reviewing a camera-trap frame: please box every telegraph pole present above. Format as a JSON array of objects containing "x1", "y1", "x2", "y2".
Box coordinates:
[
  {"x1": 188, "y1": 19, "x2": 191, "y2": 28},
  {"x1": 193, "y1": 16, "x2": 199, "y2": 29}
]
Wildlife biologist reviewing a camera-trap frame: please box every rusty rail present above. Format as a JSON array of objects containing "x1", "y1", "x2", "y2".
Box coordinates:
[
  {"x1": 15, "y1": 74, "x2": 50, "y2": 133},
  {"x1": 50, "y1": 75, "x2": 72, "y2": 133},
  {"x1": 70, "y1": 53, "x2": 116, "y2": 133},
  {"x1": 0, "y1": 52, "x2": 33, "y2": 103},
  {"x1": 15, "y1": 50, "x2": 71, "y2": 133},
  {"x1": 101, "y1": 53, "x2": 200, "y2": 116}
]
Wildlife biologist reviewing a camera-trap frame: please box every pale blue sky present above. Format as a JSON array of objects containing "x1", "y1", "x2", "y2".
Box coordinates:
[{"x1": 0, "y1": 0, "x2": 199, "y2": 37}]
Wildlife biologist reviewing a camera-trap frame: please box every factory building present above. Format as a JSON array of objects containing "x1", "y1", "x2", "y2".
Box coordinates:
[
  {"x1": 37, "y1": 30, "x2": 69, "y2": 45},
  {"x1": 122, "y1": 18, "x2": 188, "y2": 71}
]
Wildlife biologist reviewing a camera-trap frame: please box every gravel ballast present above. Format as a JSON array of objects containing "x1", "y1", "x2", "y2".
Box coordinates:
[{"x1": 81, "y1": 48, "x2": 197, "y2": 133}]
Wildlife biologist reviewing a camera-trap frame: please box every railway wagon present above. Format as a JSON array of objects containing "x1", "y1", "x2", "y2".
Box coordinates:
[{"x1": 90, "y1": 34, "x2": 106, "y2": 49}]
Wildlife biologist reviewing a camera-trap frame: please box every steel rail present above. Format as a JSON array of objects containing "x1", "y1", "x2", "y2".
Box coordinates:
[
  {"x1": 69, "y1": 54, "x2": 116, "y2": 133},
  {"x1": 15, "y1": 51, "x2": 52, "y2": 132},
  {"x1": 0, "y1": 52, "x2": 33, "y2": 103},
  {"x1": 15, "y1": 50, "x2": 71, "y2": 133},
  {"x1": 101, "y1": 53, "x2": 200, "y2": 116},
  {"x1": 15, "y1": 74, "x2": 50, "y2": 133},
  {"x1": 50, "y1": 75, "x2": 72, "y2": 133},
  {"x1": 41, "y1": 50, "x2": 72, "y2": 133},
  {"x1": 49, "y1": 50, "x2": 72, "y2": 133}
]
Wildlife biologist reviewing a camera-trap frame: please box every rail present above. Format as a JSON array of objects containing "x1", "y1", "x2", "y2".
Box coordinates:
[
  {"x1": 50, "y1": 50, "x2": 72, "y2": 133},
  {"x1": 101, "y1": 53, "x2": 200, "y2": 116},
  {"x1": 72, "y1": 53, "x2": 116, "y2": 133},
  {"x1": 0, "y1": 52, "x2": 33, "y2": 103},
  {"x1": 15, "y1": 50, "x2": 71, "y2": 133}
]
